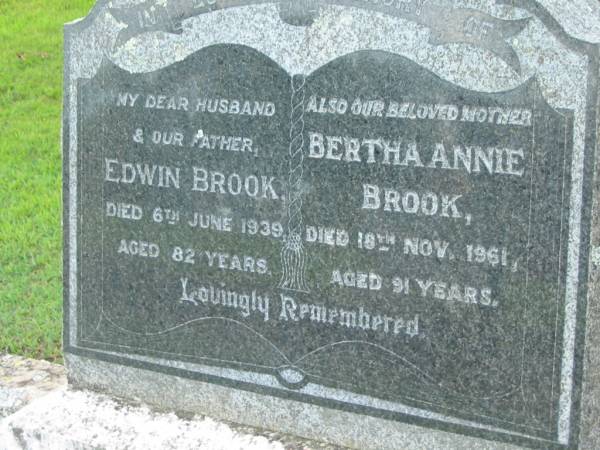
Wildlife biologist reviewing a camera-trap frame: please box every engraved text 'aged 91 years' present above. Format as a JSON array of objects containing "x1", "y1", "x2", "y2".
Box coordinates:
[{"x1": 64, "y1": 1, "x2": 600, "y2": 448}]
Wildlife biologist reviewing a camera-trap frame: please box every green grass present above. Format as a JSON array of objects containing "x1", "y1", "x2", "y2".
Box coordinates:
[{"x1": 0, "y1": 0, "x2": 95, "y2": 361}]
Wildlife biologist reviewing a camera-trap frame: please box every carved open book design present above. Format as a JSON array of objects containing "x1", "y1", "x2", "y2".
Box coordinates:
[{"x1": 74, "y1": 44, "x2": 573, "y2": 440}]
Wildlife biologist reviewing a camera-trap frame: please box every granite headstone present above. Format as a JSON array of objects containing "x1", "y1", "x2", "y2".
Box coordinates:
[{"x1": 63, "y1": 1, "x2": 600, "y2": 448}]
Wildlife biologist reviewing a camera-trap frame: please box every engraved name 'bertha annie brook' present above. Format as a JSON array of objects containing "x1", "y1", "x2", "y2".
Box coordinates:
[{"x1": 64, "y1": 1, "x2": 600, "y2": 449}]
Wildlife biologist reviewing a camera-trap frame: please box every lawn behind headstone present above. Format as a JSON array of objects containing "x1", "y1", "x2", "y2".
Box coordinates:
[{"x1": 0, "y1": 0, "x2": 94, "y2": 361}]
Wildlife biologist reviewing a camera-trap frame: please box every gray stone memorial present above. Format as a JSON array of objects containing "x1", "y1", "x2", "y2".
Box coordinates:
[{"x1": 63, "y1": 1, "x2": 600, "y2": 448}]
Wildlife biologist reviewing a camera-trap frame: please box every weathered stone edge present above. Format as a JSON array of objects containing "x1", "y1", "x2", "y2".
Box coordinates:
[{"x1": 65, "y1": 353, "x2": 522, "y2": 450}]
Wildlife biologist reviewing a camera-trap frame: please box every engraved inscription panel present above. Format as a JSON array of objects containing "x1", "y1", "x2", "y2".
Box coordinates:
[{"x1": 76, "y1": 44, "x2": 573, "y2": 441}]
